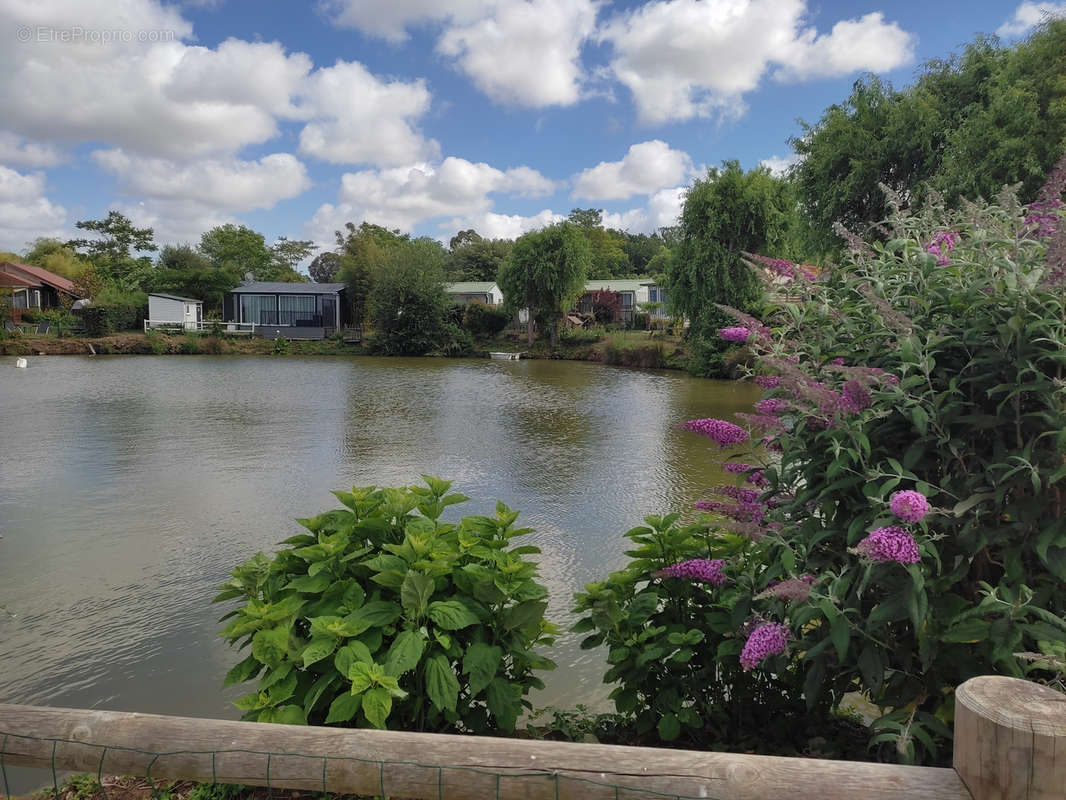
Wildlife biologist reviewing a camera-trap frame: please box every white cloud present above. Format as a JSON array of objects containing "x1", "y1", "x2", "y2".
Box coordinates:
[
  {"x1": 997, "y1": 2, "x2": 1066, "y2": 35},
  {"x1": 93, "y1": 149, "x2": 312, "y2": 245},
  {"x1": 0, "y1": 0, "x2": 437, "y2": 166},
  {"x1": 324, "y1": 0, "x2": 598, "y2": 108},
  {"x1": 0, "y1": 134, "x2": 66, "y2": 168},
  {"x1": 440, "y1": 209, "x2": 565, "y2": 241},
  {"x1": 298, "y1": 60, "x2": 438, "y2": 166},
  {"x1": 599, "y1": 0, "x2": 914, "y2": 124},
  {"x1": 571, "y1": 140, "x2": 692, "y2": 201},
  {"x1": 601, "y1": 186, "x2": 684, "y2": 234},
  {"x1": 760, "y1": 153, "x2": 801, "y2": 177},
  {"x1": 92, "y1": 150, "x2": 311, "y2": 211},
  {"x1": 304, "y1": 157, "x2": 556, "y2": 243},
  {"x1": 437, "y1": 0, "x2": 599, "y2": 107},
  {"x1": 0, "y1": 165, "x2": 66, "y2": 248}
]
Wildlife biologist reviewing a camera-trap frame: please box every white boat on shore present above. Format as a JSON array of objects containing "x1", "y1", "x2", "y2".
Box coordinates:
[{"x1": 489, "y1": 351, "x2": 522, "y2": 360}]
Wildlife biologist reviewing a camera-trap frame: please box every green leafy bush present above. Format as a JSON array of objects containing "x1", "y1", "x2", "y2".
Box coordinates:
[
  {"x1": 462, "y1": 301, "x2": 510, "y2": 337},
  {"x1": 77, "y1": 303, "x2": 145, "y2": 335},
  {"x1": 178, "y1": 334, "x2": 202, "y2": 354},
  {"x1": 572, "y1": 515, "x2": 826, "y2": 752},
  {"x1": 216, "y1": 478, "x2": 557, "y2": 732}
]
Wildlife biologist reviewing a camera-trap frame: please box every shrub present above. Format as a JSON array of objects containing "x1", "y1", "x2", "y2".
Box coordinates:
[
  {"x1": 77, "y1": 304, "x2": 145, "y2": 335},
  {"x1": 272, "y1": 335, "x2": 290, "y2": 354},
  {"x1": 144, "y1": 330, "x2": 169, "y2": 354},
  {"x1": 620, "y1": 166, "x2": 1066, "y2": 764},
  {"x1": 216, "y1": 478, "x2": 557, "y2": 732},
  {"x1": 178, "y1": 334, "x2": 202, "y2": 354},
  {"x1": 462, "y1": 301, "x2": 510, "y2": 337},
  {"x1": 581, "y1": 290, "x2": 622, "y2": 325},
  {"x1": 559, "y1": 326, "x2": 602, "y2": 346}
]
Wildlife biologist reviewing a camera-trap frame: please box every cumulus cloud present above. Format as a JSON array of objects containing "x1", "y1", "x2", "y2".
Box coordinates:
[
  {"x1": 571, "y1": 140, "x2": 692, "y2": 201},
  {"x1": 324, "y1": 0, "x2": 598, "y2": 108},
  {"x1": 0, "y1": 0, "x2": 437, "y2": 166},
  {"x1": 0, "y1": 165, "x2": 67, "y2": 248},
  {"x1": 298, "y1": 60, "x2": 438, "y2": 166},
  {"x1": 93, "y1": 150, "x2": 312, "y2": 245},
  {"x1": 599, "y1": 0, "x2": 914, "y2": 124},
  {"x1": 601, "y1": 186, "x2": 685, "y2": 234},
  {"x1": 440, "y1": 209, "x2": 565, "y2": 241},
  {"x1": 304, "y1": 157, "x2": 557, "y2": 243},
  {"x1": 0, "y1": 134, "x2": 66, "y2": 168},
  {"x1": 997, "y1": 2, "x2": 1066, "y2": 35},
  {"x1": 760, "y1": 153, "x2": 801, "y2": 177}
]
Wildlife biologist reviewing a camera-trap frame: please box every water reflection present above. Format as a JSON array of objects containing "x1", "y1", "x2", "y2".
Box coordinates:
[{"x1": 0, "y1": 354, "x2": 758, "y2": 725}]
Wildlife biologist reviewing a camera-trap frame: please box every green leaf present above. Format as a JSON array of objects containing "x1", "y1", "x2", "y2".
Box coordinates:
[
  {"x1": 502, "y1": 600, "x2": 547, "y2": 632},
  {"x1": 628, "y1": 592, "x2": 659, "y2": 624},
  {"x1": 657, "y1": 714, "x2": 681, "y2": 742},
  {"x1": 361, "y1": 687, "x2": 392, "y2": 729},
  {"x1": 424, "y1": 654, "x2": 460, "y2": 713},
  {"x1": 347, "y1": 601, "x2": 402, "y2": 631},
  {"x1": 485, "y1": 677, "x2": 521, "y2": 732},
  {"x1": 427, "y1": 600, "x2": 480, "y2": 630},
  {"x1": 251, "y1": 626, "x2": 289, "y2": 669},
  {"x1": 857, "y1": 645, "x2": 884, "y2": 696},
  {"x1": 271, "y1": 705, "x2": 307, "y2": 725},
  {"x1": 335, "y1": 642, "x2": 373, "y2": 676},
  {"x1": 285, "y1": 573, "x2": 332, "y2": 594},
  {"x1": 224, "y1": 654, "x2": 261, "y2": 687},
  {"x1": 324, "y1": 692, "x2": 362, "y2": 724},
  {"x1": 400, "y1": 572, "x2": 435, "y2": 618},
  {"x1": 829, "y1": 612, "x2": 850, "y2": 662},
  {"x1": 348, "y1": 662, "x2": 375, "y2": 694},
  {"x1": 301, "y1": 636, "x2": 338, "y2": 668},
  {"x1": 941, "y1": 618, "x2": 991, "y2": 643},
  {"x1": 384, "y1": 630, "x2": 426, "y2": 676},
  {"x1": 462, "y1": 642, "x2": 502, "y2": 696}
]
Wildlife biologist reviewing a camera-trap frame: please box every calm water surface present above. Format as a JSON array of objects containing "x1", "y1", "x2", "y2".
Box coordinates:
[{"x1": 0, "y1": 355, "x2": 756, "y2": 738}]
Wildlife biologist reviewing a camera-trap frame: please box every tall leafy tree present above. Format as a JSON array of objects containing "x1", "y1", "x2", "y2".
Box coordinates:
[
  {"x1": 308, "y1": 251, "x2": 342, "y2": 283},
  {"x1": 151, "y1": 244, "x2": 239, "y2": 314},
  {"x1": 269, "y1": 237, "x2": 317, "y2": 280},
  {"x1": 22, "y1": 237, "x2": 90, "y2": 280},
  {"x1": 68, "y1": 211, "x2": 157, "y2": 290},
  {"x1": 666, "y1": 161, "x2": 791, "y2": 341},
  {"x1": 336, "y1": 222, "x2": 410, "y2": 328},
  {"x1": 567, "y1": 208, "x2": 629, "y2": 278},
  {"x1": 199, "y1": 224, "x2": 274, "y2": 279},
  {"x1": 447, "y1": 238, "x2": 512, "y2": 282},
  {"x1": 498, "y1": 223, "x2": 590, "y2": 347},
  {"x1": 368, "y1": 238, "x2": 455, "y2": 356}
]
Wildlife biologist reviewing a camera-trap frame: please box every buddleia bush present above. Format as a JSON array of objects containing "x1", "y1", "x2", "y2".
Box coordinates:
[
  {"x1": 578, "y1": 156, "x2": 1066, "y2": 764},
  {"x1": 216, "y1": 477, "x2": 557, "y2": 732}
]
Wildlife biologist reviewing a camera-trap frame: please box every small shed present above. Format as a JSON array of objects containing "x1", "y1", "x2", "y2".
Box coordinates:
[{"x1": 147, "y1": 294, "x2": 203, "y2": 330}]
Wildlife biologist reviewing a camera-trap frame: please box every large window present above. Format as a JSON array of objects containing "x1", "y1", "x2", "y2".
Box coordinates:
[
  {"x1": 649, "y1": 287, "x2": 666, "y2": 304},
  {"x1": 240, "y1": 294, "x2": 277, "y2": 324},
  {"x1": 279, "y1": 295, "x2": 315, "y2": 315}
]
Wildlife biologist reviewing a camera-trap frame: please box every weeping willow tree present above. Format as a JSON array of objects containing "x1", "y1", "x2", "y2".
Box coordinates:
[
  {"x1": 498, "y1": 222, "x2": 590, "y2": 347},
  {"x1": 665, "y1": 161, "x2": 792, "y2": 374}
]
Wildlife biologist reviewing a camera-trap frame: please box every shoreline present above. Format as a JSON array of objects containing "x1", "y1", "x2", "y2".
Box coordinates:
[{"x1": 1, "y1": 331, "x2": 690, "y2": 371}]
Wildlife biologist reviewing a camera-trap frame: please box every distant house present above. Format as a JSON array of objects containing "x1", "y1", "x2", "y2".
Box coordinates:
[
  {"x1": 0, "y1": 262, "x2": 81, "y2": 321},
  {"x1": 146, "y1": 294, "x2": 204, "y2": 330},
  {"x1": 578, "y1": 279, "x2": 667, "y2": 326},
  {"x1": 224, "y1": 281, "x2": 349, "y2": 339},
  {"x1": 444, "y1": 281, "x2": 503, "y2": 306}
]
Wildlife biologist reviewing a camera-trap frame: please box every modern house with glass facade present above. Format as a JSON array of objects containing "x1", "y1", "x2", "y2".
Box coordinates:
[{"x1": 223, "y1": 281, "x2": 349, "y2": 339}]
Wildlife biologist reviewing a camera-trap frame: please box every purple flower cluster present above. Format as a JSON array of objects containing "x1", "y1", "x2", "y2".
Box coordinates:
[
  {"x1": 1027, "y1": 154, "x2": 1066, "y2": 239},
  {"x1": 736, "y1": 412, "x2": 785, "y2": 432},
  {"x1": 756, "y1": 576, "x2": 816, "y2": 602},
  {"x1": 855, "y1": 526, "x2": 921, "y2": 564},
  {"x1": 719, "y1": 326, "x2": 753, "y2": 343},
  {"x1": 713, "y1": 485, "x2": 762, "y2": 504},
  {"x1": 754, "y1": 376, "x2": 780, "y2": 389},
  {"x1": 924, "y1": 230, "x2": 960, "y2": 266},
  {"x1": 745, "y1": 252, "x2": 817, "y2": 283},
  {"x1": 889, "y1": 490, "x2": 930, "y2": 523},
  {"x1": 740, "y1": 622, "x2": 789, "y2": 670},
  {"x1": 695, "y1": 499, "x2": 765, "y2": 524},
  {"x1": 831, "y1": 357, "x2": 846, "y2": 366},
  {"x1": 754, "y1": 397, "x2": 789, "y2": 416},
  {"x1": 683, "y1": 418, "x2": 749, "y2": 446},
  {"x1": 747, "y1": 470, "x2": 768, "y2": 488},
  {"x1": 840, "y1": 379, "x2": 872, "y2": 413},
  {"x1": 655, "y1": 558, "x2": 726, "y2": 585},
  {"x1": 723, "y1": 462, "x2": 754, "y2": 474}
]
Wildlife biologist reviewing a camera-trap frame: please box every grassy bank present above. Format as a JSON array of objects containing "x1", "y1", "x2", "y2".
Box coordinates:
[{"x1": 2, "y1": 329, "x2": 690, "y2": 370}]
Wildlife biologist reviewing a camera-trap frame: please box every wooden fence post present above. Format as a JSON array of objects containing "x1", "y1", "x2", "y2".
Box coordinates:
[{"x1": 954, "y1": 675, "x2": 1066, "y2": 799}]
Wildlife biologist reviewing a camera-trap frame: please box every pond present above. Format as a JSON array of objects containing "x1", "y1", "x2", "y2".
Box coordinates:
[{"x1": 0, "y1": 355, "x2": 757, "y2": 730}]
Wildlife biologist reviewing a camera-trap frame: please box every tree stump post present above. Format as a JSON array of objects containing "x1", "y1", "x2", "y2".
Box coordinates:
[{"x1": 954, "y1": 675, "x2": 1066, "y2": 799}]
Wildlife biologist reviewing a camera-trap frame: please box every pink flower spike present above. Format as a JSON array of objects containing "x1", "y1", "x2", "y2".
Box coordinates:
[
  {"x1": 889, "y1": 490, "x2": 931, "y2": 523},
  {"x1": 854, "y1": 526, "x2": 921, "y2": 564},
  {"x1": 683, "y1": 418, "x2": 749, "y2": 446},
  {"x1": 740, "y1": 622, "x2": 789, "y2": 670},
  {"x1": 719, "y1": 326, "x2": 752, "y2": 343}
]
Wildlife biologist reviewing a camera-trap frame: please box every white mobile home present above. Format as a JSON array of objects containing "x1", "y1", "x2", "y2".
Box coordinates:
[
  {"x1": 146, "y1": 293, "x2": 203, "y2": 330},
  {"x1": 444, "y1": 281, "x2": 504, "y2": 306}
]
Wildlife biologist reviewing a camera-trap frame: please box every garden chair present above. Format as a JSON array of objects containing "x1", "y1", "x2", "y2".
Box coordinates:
[
  {"x1": 3, "y1": 320, "x2": 15, "y2": 333},
  {"x1": 36, "y1": 321, "x2": 51, "y2": 335}
]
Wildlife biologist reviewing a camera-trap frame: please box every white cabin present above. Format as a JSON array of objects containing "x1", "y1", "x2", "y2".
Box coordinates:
[{"x1": 147, "y1": 294, "x2": 203, "y2": 330}]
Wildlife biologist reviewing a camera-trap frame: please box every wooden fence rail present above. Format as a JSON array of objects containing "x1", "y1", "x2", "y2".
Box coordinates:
[{"x1": 1, "y1": 676, "x2": 1063, "y2": 800}]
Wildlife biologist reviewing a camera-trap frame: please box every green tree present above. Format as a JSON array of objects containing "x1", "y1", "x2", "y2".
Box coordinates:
[
  {"x1": 268, "y1": 237, "x2": 317, "y2": 281},
  {"x1": 368, "y1": 238, "x2": 459, "y2": 356},
  {"x1": 448, "y1": 228, "x2": 483, "y2": 250},
  {"x1": 22, "y1": 238, "x2": 91, "y2": 281},
  {"x1": 622, "y1": 232, "x2": 667, "y2": 275},
  {"x1": 199, "y1": 224, "x2": 274, "y2": 279},
  {"x1": 567, "y1": 209, "x2": 629, "y2": 278},
  {"x1": 67, "y1": 211, "x2": 157, "y2": 290},
  {"x1": 151, "y1": 244, "x2": 239, "y2": 314},
  {"x1": 336, "y1": 222, "x2": 410, "y2": 329},
  {"x1": 498, "y1": 223, "x2": 590, "y2": 347},
  {"x1": 666, "y1": 162, "x2": 791, "y2": 375},
  {"x1": 308, "y1": 251, "x2": 342, "y2": 283},
  {"x1": 447, "y1": 238, "x2": 512, "y2": 282}
]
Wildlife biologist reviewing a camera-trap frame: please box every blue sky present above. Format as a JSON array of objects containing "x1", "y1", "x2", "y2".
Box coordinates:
[{"x1": 0, "y1": 0, "x2": 1059, "y2": 257}]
